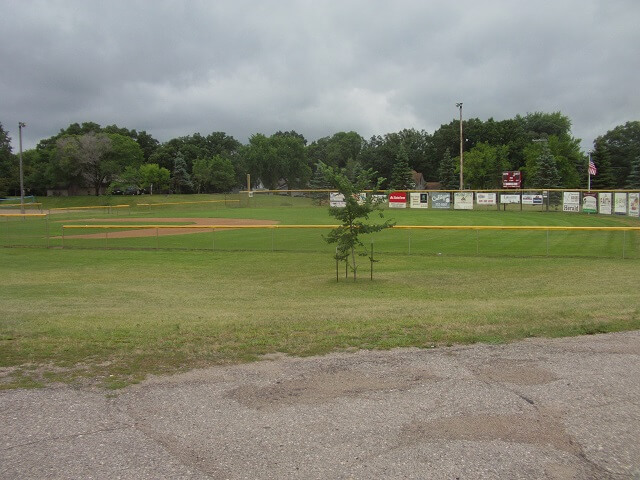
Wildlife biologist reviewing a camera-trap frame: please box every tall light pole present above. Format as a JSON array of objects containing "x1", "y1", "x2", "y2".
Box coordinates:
[
  {"x1": 18, "y1": 122, "x2": 26, "y2": 214},
  {"x1": 456, "y1": 102, "x2": 463, "y2": 190}
]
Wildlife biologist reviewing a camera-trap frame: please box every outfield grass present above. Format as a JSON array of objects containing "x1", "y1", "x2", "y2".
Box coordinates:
[{"x1": 1, "y1": 195, "x2": 639, "y2": 389}]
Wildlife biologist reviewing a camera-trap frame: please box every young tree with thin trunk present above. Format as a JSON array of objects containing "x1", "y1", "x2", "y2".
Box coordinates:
[{"x1": 318, "y1": 162, "x2": 394, "y2": 281}]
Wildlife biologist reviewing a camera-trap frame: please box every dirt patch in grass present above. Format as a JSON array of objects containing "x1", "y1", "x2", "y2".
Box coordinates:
[{"x1": 60, "y1": 217, "x2": 279, "y2": 239}]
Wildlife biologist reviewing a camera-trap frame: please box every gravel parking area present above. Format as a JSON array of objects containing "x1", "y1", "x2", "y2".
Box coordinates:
[{"x1": 2, "y1": 331, "x2": 639, "y2": 479}]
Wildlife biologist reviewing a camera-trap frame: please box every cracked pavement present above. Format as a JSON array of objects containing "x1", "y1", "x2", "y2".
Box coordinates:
[{"x1": 2, "y1": 331, "x2": 640, "y2": 479}]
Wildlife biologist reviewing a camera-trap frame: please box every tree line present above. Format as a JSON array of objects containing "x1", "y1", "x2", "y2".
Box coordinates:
[{"x1": 1, "y1": 113, "x2": 639, "y2": 198}]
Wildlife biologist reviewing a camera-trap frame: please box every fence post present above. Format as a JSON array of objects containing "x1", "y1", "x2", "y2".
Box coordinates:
[
  {"x1": 623, "y1": 230, "x2": 626, "y2": 259},
  {"x1": 156, "y1": 227, "x2": 159, "y2": 250},
  {"x1": 476, "y1": 229, "x2": 479, "y2": 255},
  {"x1": 105, "y1": 230, "x2": 108, "y2": 250},
  {"x1": 546, "y1": 229, "x2": 549, "y2": 256},
  {"x1": 46, "y1": 216, "x2": 50, "y2": 249},
  {"x1": 370, "y1": 241, "x2": 374, "y2": 281},
  {"x1": 212, "y1": 228, "x2": 215, "y2": 251},
  {"x1": 408, "y1": 229, "x2": 411, "y2": 256}
]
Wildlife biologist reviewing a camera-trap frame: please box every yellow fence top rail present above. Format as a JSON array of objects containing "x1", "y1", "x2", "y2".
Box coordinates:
[
  {"x1": 49, "y1": 204, "x2": 130, "y2": 211},
  {"x1": 0, "y1": 202, "x2": 43, "y2": 207},
  {"x1": 0, "y1": 213, "x2": 47, "y2": 218},
  {"x1": 137, "y1": 200, "x2": 240, "y2": 206},
  {"x1": 62, "y1": 224, "x2": 640, "y2": 231}
]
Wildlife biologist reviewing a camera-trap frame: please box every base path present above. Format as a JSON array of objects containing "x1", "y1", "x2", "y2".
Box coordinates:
[
  {"x1": 2, "y1": 331, "x2": 639, "y2": 479},
  {"x1": 60, "y1": 217, "x2": 278, "y2": 239}
]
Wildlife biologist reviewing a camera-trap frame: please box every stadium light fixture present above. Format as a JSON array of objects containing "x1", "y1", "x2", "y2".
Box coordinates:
[{"x1": 456, "y1": 103, "x2": 463, "y2": 190}]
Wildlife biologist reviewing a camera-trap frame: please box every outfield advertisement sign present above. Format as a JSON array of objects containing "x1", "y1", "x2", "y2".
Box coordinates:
[
  {"x1": 330, "y1": 192, "x2": 345, "y2": 208},
  {"x1": 372, "y1": 194, "x2": 387, "y2": 205},
  {"x1": 476, "y1": 193, "x2": 496, "y2": 205},
  {"x1": 431, "y1": 193, "x2": 451, "y2": 209},
  {"x1": 522, "y1": 194, "x2": 543, "y2": 205},
  {"x1": 410, "y1": 192, "x2": 429, "y2": 208},
  {"x1": 563, "y1": 192, "x2": 580, "y2": 212},
  {"x1": 454, "y1": 192, "x2": 473, "y2": 210},
  {"x1": 614, "y1": 193, "x2": 627, "y2": 214},
  {"x1": 582, "y1": 193, "x2": 597, "y2": 214},
  {"x1": 629, "y1": 193, "x2": 640, "y2": 217},
  {"x1": 330, "y1": 192, "x2": 366, "y2": 207},
  {"x1": 389, "y1": 191, "x2": 407, "y2": 208},
  {"x1": 599, "y1": 193, "x2": 612, "y2": 215},
  {"x1": 500, "y1": 194, "x2": 520, "y2": 204}
]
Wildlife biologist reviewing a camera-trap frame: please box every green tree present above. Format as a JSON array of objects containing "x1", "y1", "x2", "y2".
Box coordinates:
[
  {"x1": 593, "y1": 121, "x2": 640, "y2": 188},
  {"x1": 242, "y1": 133, "x2": 310, "y2": 190},
  {"x1": 589, "y1": 143, "x2": 616, "y2": 189},
  {"x1": 463, "y1": 142, "x2": 510, "y2": 189},
  {"x1": 307, "y1": 131, "x2": 364, "y2": 169},
  {"x1": 56, "y1": 132, "x2": 114, "y2": 195},
  {"x1": 528, "y1": 142, "x2": 560, "y2": 189},
  {"x1": 389, "y1": 144, "x2": 414, "y2": 190},
  {"x1": 0, "y1": 123, "x2": 15, "y2": 196},
  {"x1": 192, "y1": 155, "x2": 236, "y2": 193},
  {"x1": 626, "y1": 156, "x2": 640, "y2": 188},
  {"x1": 139, "y1": 164, "x2": 170, "y2": 193},
  {"x1": 171, "y1": 152, "x2": 193, "y2": 193},
  {"x1": 318, "y1": 162, "x2": 394, "y2": 281},
  {"x1": 438, "y1": 148, "x2": 458, "y2": 189}
]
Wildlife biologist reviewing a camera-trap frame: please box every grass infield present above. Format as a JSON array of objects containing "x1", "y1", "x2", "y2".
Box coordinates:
[{"x1": 1, "y1": 194, "x2": 639, "y2": 389}]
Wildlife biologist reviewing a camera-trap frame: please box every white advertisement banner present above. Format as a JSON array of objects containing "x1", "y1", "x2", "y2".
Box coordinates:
[
  {"x1": 410, "y1": 192, "x2": 429, "y2": 208},
  {"x1": 522, "y1": 194, "x2": 543, "y2": 205},
  {"x1": 629, "y1": 193, "x2": 639, "y2": 217},
  {"x1": 476, "y1": 193, "x2": 496, "y2": 205},
  {"x1": 615, "y1": 193, "x2": 627, "y2": 214},
  {"x1": 454, "y1": 192, "x2": 474, "y2": 210},
  {"x1": 371, "y1": 194, "x2": 387, "y2": 205},
  {"x1": 563, "y1": 191, "x2": 580, "y2": 212},
  {"x1": 582, "y1": 193, "x2": 597, "y2": 214},
  {"x1": 330, "y1": 192, "x2": 345, "y2": 207},
  {"x1": 598, "y1": 192, "x2": 612, "y2": 215},
  {"x1": 500, "y1": 194, "x2": 521, "y2": 204},
  {"x1": 431, "y1": 193, "x2": 451, "y2": 209}
]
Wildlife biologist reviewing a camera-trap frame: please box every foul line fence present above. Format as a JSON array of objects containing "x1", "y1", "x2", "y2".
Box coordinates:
[{"x1": 58, "y1": 224, "x2": 640, "y2": 259}]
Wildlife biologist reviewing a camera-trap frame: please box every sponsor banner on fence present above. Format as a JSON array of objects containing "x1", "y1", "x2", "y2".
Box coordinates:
[
  {"x1": 599, "y1": 192, "x2": 612, "y2": 215},
  {"x1": 629, "y1": 193, "x2": 640, "y2": 217},
  {"x1": 500, "y1": 194, "x2": 520, "y2": 204},
  {"x1": 614, "y1": 193, "x2": 627, "y2": 214},
  {"x1": 454, "y1": 192, "x2": 474, "y2": 210},
  {"x1": 389, "y1": 191, "x2": 407, "y2": 208},
  {"x1": 582, "y1": 193, "x2": 597, "y2": 213},
  {"x1": 563, "y1": 192, "x2": 580, "y2": 212},
  {"x1": 372, "y1": 194, "x2": 387, "y2": 205},
  {"x1": 431, "y1": 193, "x2": 451, "y2": 209},
  {"x1": 522, "y1": 194, "x2": 543, "y2": 205},
  {"x1": 330, "y1": 192, "x2": 366, "y2": 207},
  {"x1": 476, "y1": 193, "x2": 496, "y2": 205},
  {"x1": 330, "y1": 192, "x2": 345, "y2": 208},
  {"x1": 410, "y1": 192, "x2": 429, "y2": 208}
]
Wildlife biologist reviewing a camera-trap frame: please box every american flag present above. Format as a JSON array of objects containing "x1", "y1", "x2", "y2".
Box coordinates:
[{"x1": 588, "y1": 159, "x2": 597, "y2": 175}]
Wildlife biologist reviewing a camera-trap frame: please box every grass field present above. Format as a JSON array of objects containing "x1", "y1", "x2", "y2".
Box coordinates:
[{"x1": 1, "y1": 194, "x2": 639, "y2": 389}]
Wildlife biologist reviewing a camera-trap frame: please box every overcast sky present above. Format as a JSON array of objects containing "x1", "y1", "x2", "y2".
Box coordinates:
[{"x1": 2, "y1": 0, "x2": 639, "y2": 152}]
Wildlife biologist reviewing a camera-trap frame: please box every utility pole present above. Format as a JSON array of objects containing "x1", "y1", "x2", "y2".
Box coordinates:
[
  {"x1": 18, "y1": 122, "x2": 26, "y2": 214},
  {"x1": 456, "y1": 103, "x2": 463, "y2": 190}
]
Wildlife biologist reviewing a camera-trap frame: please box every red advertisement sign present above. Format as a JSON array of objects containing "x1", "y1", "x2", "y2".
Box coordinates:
[
  {"x1": 502, "y1": 171, "x2": 522, "y2": 188},
  {"x1": 389, "y1": 191, "x2": 407, "y2": 208}
]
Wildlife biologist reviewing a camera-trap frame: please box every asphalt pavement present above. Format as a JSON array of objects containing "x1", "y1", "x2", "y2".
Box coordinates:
[{"x1": 2, "y1": 331, "x2": 640, "y2": 479}]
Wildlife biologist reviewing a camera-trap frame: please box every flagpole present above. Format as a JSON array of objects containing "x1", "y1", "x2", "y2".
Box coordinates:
[{"x1": 588, "y1": 151, "x2": 591, "y2": 192}]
